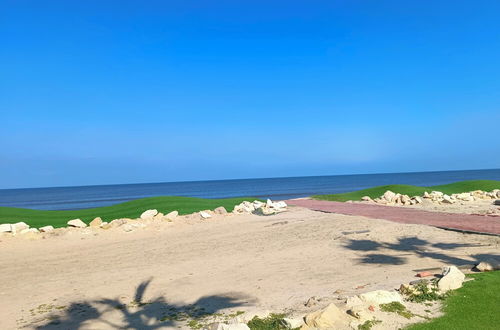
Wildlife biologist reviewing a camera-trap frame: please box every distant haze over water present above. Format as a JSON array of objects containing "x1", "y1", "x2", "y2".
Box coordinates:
[{"x1": 1, "y1": 169, "x2": 499, "y2": 211}]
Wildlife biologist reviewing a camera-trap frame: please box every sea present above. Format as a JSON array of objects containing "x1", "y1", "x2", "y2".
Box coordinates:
[{"x1": 1, "y1": 169, "x2": 499, "y2": 211}]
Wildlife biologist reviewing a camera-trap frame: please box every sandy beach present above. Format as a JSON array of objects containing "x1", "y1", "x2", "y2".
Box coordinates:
[{"x1": 1, "y1": 206, "x2": 498, "y2": 329}]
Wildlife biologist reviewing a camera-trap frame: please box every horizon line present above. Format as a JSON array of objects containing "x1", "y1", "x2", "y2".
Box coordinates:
[{"x1": 1, "y1": 167, "x2": 499, "y2": 191}]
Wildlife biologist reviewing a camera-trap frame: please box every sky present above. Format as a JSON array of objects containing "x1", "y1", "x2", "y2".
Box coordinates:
[{"x1": 1, "y1": 0, "x2": 500, "y2": 189}]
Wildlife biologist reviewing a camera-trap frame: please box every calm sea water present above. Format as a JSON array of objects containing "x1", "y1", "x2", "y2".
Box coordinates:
[{"x1": 1, "y1": 169, "x2": 499, "y2": 211}]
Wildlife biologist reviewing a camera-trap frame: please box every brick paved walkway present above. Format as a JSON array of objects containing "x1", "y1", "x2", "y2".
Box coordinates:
[{"x1": 288, "y1": 199, "x2": 500, "y2": 235}]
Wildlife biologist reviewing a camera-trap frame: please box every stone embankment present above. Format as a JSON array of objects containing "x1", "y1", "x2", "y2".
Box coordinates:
[
  {"x1": 0, "y1": 199, "x2": 287, "y2": 239},
  {"x1": 362, "y1": 189, "x2": 500, "y2": 208}
]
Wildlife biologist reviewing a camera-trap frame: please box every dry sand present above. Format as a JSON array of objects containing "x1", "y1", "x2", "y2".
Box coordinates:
[
  {"x1": 1, "y1": 207, "x2": 499, "y2": 329},
  {"x1": 408, "y1": 199, "x2": 500, "y2": 215}
]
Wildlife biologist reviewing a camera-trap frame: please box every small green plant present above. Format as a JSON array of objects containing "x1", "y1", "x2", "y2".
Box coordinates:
[
  {"x1": 400, "y1": 280, "x2": 446, "y2": 303},
  {"x1": 247, "y1": 313, "x2": 291, "y2": 330},
  {"x1": 358, "y1": 319, "x2": 382, "y2": 330},
  {"x1": 380, "y1": 302, "x2": 414, "y2": 319},
  {"x1": 188, "y1": 319, "x2": 203, "y2": 329}
]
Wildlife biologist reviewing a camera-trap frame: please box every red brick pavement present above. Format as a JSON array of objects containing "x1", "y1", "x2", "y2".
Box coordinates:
[{"x1": 288, "y1": 199, "x2": 500, "y2": 235}]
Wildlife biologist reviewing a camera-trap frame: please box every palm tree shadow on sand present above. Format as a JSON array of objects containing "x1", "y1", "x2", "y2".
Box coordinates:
[
  {"x1": 34, "y1": 278, "x2": 255, "y2": 329},
  {"x1": 344, "y1": 236, "x2": 500, "y2": 266}
]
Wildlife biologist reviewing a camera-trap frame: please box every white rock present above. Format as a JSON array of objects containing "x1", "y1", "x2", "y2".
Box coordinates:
[
  {"x1": 253, "y1": 201, "x2": 265, "y2": 208},
  {"x1": 0, "y1": 223, "x2": 12, "y2": 233},
  {"x1": 475, "y1": 260, "x2": 500, "y2": 272},
  {"x1": 358, "y1": 290, "x2": 403, "y2": 305},
  {"x1": 39, "y1": 225, "x2": 54, "y2": 233},
  {"x1": 304, "y1": 303, "x2": 345, "y2": 328},
  {"x1": 438, "y1": 266, "x2": 465, "y2": 292},
  {"x1": 140, "y1": 209, "x2": 158, "y2": 219},
  {"x1": 67, "y1": 219, "x2": 87, "y2": 228},
  {"x1": 12, "y1": 222, "x2": 29, "y2": 233},
  {"x1": 165, "y1": 210, "x2": 178, "y2": 221},
  {"x1": 153, "y1": 212, "x2": 165, "y2": 221},
  {"x1": 431, "y1": 191, "x2": 444, "y2": 197},
  {"x1": 200, "y1": 211, "x2": 212, "y2": 219},
  {"x1": 109, "y1": 219, "x2": 127, "y2": 228},
  {"x1": 275, "y1": 201, "x2": 287, "y2": 208},
  {"x1": 361, "y1": 196, "x2": 373, "y2": 202},
  {"x1": 382, "y1": 190, "x2": 396, "y2": 202},
  {"x1": 442, "y1": 194, "x2": 453, "y2": 204},
  {"x1": 89, "y1": 217, "x2": 103, "y2": 227},
  {"x1": 214, "y1": 206, "x2": 228, "y2": 215},
  {"x1": 413, "y1": 196, "x2": 423, "y2": 204},
  {"x1": 233, "y1": 202, "x2": 254, "y2": 213}
]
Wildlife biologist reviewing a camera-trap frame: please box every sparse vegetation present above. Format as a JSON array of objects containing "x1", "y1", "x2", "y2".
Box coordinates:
[
  {"x1": 313, "y1": 180, "x2": 500, "y2": 202},
  {"x1": 380, "y1": 302, "x2": 414, "y2": 319},
  {"x1": 400, "y1": 280, "x2": 446, "y2": 303},
  {"x1": 358, "y1": 319, "x2": 382, "y2": 330},
  {"x1": 247, "y1": 313, "x2": 293, "y2": 330}
]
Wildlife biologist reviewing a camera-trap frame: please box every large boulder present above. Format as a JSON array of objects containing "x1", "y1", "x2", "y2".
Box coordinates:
[
  {"x1": 401, "y1": 195, "x2": 411, "y2": 205},
  {"x1": 456, "y1": 192, "x2": 474, "y2": 201},
  {"x1": 253, "y1": 200, "x2": 265, "y2": 208},
  {"x1": 361, "y1": 196, "x2": 373, "y2": 202},
  {"x1": 200, "y1": 211, "x2": 212, "y2": 219},
  {"x1": 89, "y1": 217, "x2": 103, "y2": 228},
  {"x1": 358, "y1": 290, "x2": 403, "y2": 305},
  {"x1": 442, "y1": 194, "x2": 454, "y2": 204},
  {"x1": 67, "y1": 219, "x2": 87, "y2": 228},
  {"x1": 233, "y1": 202, "x2": 254, "y2": 214},
  {"x1": 214, "y1": 206, "x2": 228, "y2": 215},
  {"x1": 382, "y1": 190, "x2": 396, "y2": 202},
  {"x1": 475, "y1": 259, "x2": 500, "y2": 272},
  {"x1": 109, "y1": 219, "x2": 127, "y2": 228},
  {"x1": 140, "y1": 209, "x2": 158, "y2": 219},
  {"x1": 438, "y1": 266, "x2": 465, "y2": 292},
  {"x1": 165, "y1": 211, "x2": 178, "y2": 221},
  {"x1": 303, "y1": 303, "x2": 345, "y2": 328},
  {"x1": 13, "y1": 222, "x2": 30, "y2": 233},
  {"x1": 0, "y1": 223, "x2": 12, "y2": 233},
  {"x1": 413, "y1": 196, "x2": 423, "y2": 204}
]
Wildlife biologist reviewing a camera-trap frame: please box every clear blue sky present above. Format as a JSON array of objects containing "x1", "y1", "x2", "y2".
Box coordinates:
[{"x1": 1, "y1": 1, "x2": 499, "y2": 189}]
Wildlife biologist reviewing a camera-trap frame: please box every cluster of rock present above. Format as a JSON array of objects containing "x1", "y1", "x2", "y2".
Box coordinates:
[
  {"x1": 233, "y1": 199, "x2": 287, "y2": 215},
  {"x1": 364, "y1": 189, "x2": 500, "y2": 206},
  {"x1": 364, "y1": 191, "x2": 423, "y2": 206},
  {"x1": 207, "y1": 260, "x2": 499, "y2": 330},
  {"x1": 0, "y1": 199, "x2": 288, "y2": 238}
]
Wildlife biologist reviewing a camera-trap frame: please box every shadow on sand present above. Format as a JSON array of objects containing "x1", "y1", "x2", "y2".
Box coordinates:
[
  {"x1": 344, "y1": 236, "x2": 500, "y2": 267},
  {"x1": 34, "y1": 278, "x2": 254, "y2": 329}
]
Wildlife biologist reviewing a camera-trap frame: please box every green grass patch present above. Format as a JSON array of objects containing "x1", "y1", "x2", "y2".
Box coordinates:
[
  {"x1": 247, "y1": 313, "x2": 295, "y2": 330},
  {"x1": 0, "y1": 196, "x2": 256, "y2": 228},
  {"x1": 313, "y1": 180, "x2": 500, "y2": 202},
  {"x1": 380, "y1": 302, "x2": 414, "y2": 319},
  {"x1": 358, "y1": 319, "x2": 382, "y2": 330},
  {"x1": 406, "y1": 271, "x2": 500, "y2": 330}
]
